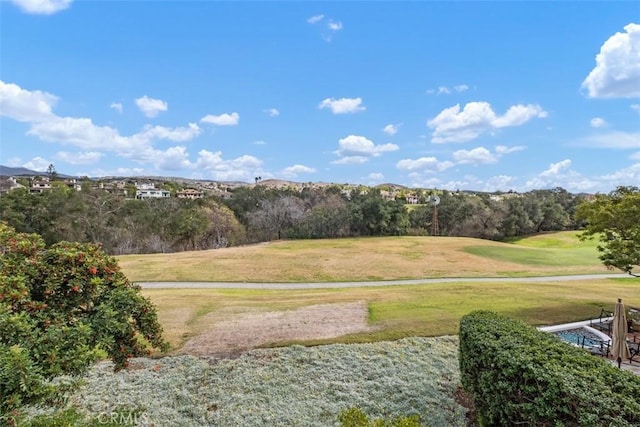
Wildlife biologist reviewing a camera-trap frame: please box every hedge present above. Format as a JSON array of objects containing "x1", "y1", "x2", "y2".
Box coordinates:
[{"x1": 459, "y1": 311, "x2": 640, "y2": 427}]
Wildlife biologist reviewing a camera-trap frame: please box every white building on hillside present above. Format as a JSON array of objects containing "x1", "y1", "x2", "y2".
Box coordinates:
[{"x1": 135, "y1": 183, "x2": 170, "y2": 199}]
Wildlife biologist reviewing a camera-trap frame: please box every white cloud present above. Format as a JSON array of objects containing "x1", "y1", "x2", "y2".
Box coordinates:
[
  {"x1": 401, "y1": 145, "x2": 525, "y2": 170},
  {"x1": 367, "y1": 172, "x2": 385, "y2": 182},
  {"x1": 0, "y1": 80, "x2": 57, "y2": 122},
  {"x1": 327, "y1": 20, "x2": 343, "y2": 31},
  {"x1": 491, "y1": 104, "x2": 548, "y2": 128},
  {"x1": 525, "y1": 159, "x2": 600, "y2": 192},
  {"x1": 321, "y1": 19, "x2": 343, "y2": 42},
  {"x1": 453, "y1": 147, "x2": 498, "y2": 164},
  {"x1": 253, "y1": 140, "x2": 267, "y2": 145},
  {"x1": 110, "y1": 102, "x2": 123, "y2": 114},
  {"x1": 426, "y1": 84, "x2": 469, "y2": 95},
  {"x1": 427, "y1": 102, "x2": 547, "y2": 143},
  {"x1": 155, "y1": 146, "x2": 192, "y2": 171},
  {"x1": 333, "y1": 135, "x2": 399, "y2": 164},
  {"x1": 0, "y1": 82, "x2": 261, "y2": 175},
  {"x1": 396, "y1": 157, "x2": 454, "y2": 172},
  {"x1": 318, "y1": 97, "x2": 365, "y2": 114},
  {"x1": 484, "y1": 175, "x2": 517, "y2": 192},
  {"x1": 599, "y1": 162, "x2": 640, "y2": 185},
  {"x1": 590, "y1": 117, "x2": 607, "y2": 128},
  {"x1": 577, "y1": 130, "x2": 640, "y2": 149},
  {"x1": 22, "y1": 157, "x2": 52, "y2": 171},
  {"x1": 263, "y1": 108, "x2": 280, "y2": 117},
  {"x1": 137, "y1": 123, "x2": 201, "y2": 142},
  {"x1": 28, "y1": 116, "x2": 121, "y2": 150},
  {"x1": 332, "y1": 156, "x2": 369, "y2": 165},
  {"x1": 382, "y1": 124, "x2": 399, "y2": 135},
  {"x1": 307, "y1": 14, "x2": 324, "y2": 24},
  {"x1": 494, "y1": 145, "x2": 526, "y2": 155},
  {"x1": 194, "y1": 150, "x2": 263, "y2": 181},
  {"x1": 5, "y1": 157, "x2": 23, "y2": 167},
  {"x1": 630, "y1": 151, "x2": 640, "y2": 161},
  {"x1": 420, "y1": 174, "x2": 516, "y2": 193},
  {"x1": 200, "y1": 112, "x2": 240, "y2": 126},
  {"x1": 581, "y1": 23, "x2": 640, "y2": 99},
  {"x1": 135, "y1": 95, "x2": 168, "y2": 118},
  {"x1": 89, "y1": 166, "x2": 146, "y2": 177},
  {"x1": 55, "y1": 151, "x2": 102, "y2": 165},
  {"x1": 632, "y1": 104, "x2": 640, "y2": 113},
  {"x1": 11, "y1": 0, "x2": 71, "y2": 15},
  {"x1": 309, "y1": 14, "x2": 342, "y2": 41},
  {"x1": 540, "y1": 159, "x2": 572, "y2": 177},
  {"x1": 25, "y1": 115, "x2": 200, "y2": 160},
  {"x1": 282, "y1": 164, "x2": 317, "y2": 178}
]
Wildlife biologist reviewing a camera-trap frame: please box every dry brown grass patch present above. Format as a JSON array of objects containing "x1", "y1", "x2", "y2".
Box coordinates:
[{"x1": 178, "y1": 301, "x2": 374, "y2": 356}]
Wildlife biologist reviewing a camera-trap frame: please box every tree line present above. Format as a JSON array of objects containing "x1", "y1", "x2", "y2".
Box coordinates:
[{"x1": 0, "y1": 182, "x2": 588, "y2": 255}]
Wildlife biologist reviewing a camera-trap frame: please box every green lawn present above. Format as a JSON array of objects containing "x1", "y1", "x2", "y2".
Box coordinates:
[
  {"x1": 463, "y1": 231, "x2": 600, "y2": 266},
  {"x1": 144, "y1": 277, "x2": 640, "y2": 351},
  {"x1": 506, "y1": 230, "x2": 597, "y2": 248}
]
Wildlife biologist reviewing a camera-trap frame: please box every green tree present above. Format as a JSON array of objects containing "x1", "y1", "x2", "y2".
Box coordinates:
[
  {"x1": 348, "y1": 189, "x2": 409, "y2": 236},
  {"x1": 0, "y1": 223, "x2": 169, "y2": 420},
  {"x1": 223, "y1": 185, "x2": 275, "y2": 227},
  {"x1": 575, "y1": 186, "x2": 640, "y2": 276},
  {"x1": 199, "y1": 200, "x2": 246, "y2": 248},
  {"x1": 500, "y1": 196, "x2": 534, "y2": 237},
  {"x1": 293, "y1": 193, "x2": 351, "y2": 239},
  {"x1": 46, "y1": 163, "x2": 58, "y2": 181},
  {"x1": 435, "y1": 191, "x2": 475, "y2": 237}
]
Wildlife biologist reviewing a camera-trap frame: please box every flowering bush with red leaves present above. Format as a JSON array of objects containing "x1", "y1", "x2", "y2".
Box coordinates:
[{"x1": 0, "y1": 223, "x2": 169, "y2": 421}]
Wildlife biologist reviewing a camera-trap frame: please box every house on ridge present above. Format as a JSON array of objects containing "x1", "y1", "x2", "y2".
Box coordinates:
[{"x1": 135, "y1": 183, "x2": 170, "y2": 199}]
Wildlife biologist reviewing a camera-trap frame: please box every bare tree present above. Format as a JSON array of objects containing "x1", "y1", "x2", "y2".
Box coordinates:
[{"x1": 247, "y1": 195, "x2": 305, "y2": 240}]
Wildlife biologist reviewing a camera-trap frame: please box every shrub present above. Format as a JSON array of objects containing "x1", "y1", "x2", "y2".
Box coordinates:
[
  {"x1": 458, "y1": 310, "x2": 640, "y2": 426},
  {"x1": 0, "y1": 223, "x2": 168, "y2": 423},
  {"x1": 338, "y1": 407, "x2": 420, "y2": 427}
]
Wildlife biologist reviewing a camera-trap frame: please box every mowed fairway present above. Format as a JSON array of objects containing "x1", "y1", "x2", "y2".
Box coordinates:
[
  {"x1": 118, "y1": 232, "x2": 640, "y2": 353},
  {"x1": 118, "y1": 231, "x2": 607, "y2": 283},
  {"x1": 144, "y1": 278, "x2": 639, "y2": 352}
]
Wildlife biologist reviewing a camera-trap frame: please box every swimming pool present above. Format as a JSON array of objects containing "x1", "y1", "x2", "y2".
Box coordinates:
[
  {"x1": 539, "y1": 321, "x2": 612, "y2": 356},
  {"x1": 555, "y1": 328, "x2": 604, "y2": 346}
]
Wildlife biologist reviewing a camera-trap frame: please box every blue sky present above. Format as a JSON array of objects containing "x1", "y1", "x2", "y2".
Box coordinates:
[{"x1": 1, "y1": 1, "x2": 639, "y2": 193}]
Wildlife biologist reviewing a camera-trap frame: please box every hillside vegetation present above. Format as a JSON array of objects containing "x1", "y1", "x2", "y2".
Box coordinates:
[{"x1": 1, "y1": 183, "x2": 584, "y2": 255}]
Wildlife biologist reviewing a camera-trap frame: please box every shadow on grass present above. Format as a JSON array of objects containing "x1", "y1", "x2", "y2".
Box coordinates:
[{"x1": 498, "y1": 301, "x2": 610, "y2": 327}]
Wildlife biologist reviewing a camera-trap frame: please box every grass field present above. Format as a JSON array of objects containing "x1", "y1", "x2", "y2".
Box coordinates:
[
  {"x1": 118, "y1": 231, "x2": 607, "y2": 283},
  {"x1": 143, "y1": 277, "x2": 639, "y2": 351},
  {"x1": 464, "y1": 231, "x2": 600, "y2": 266},
  {"x1": 120, "y1": 231, "x2": 639, "y2": 353}
]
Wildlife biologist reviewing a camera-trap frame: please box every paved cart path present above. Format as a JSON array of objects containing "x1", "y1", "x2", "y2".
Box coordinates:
[{"x1": 138, "y1": 273, "x2": 635, "y2": 290}]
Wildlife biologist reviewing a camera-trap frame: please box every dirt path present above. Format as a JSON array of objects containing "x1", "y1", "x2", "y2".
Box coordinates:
[{"x1": 139, "y1": 273, "x2": 632, "y2": 290}]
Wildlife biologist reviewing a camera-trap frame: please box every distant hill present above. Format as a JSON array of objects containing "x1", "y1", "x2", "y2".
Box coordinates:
[
  {"x1": 0, "y1": 165, "x2": 46, "y2": 176},
  {"x1": 0, "y1": 165, "x2": 73, "y2": 179}
]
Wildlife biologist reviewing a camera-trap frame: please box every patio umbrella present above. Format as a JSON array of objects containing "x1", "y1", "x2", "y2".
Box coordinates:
[{"x1": 612, "y1": 298, "x2": 630, "y2": 369}]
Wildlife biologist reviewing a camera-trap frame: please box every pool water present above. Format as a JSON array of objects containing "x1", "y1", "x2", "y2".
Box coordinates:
[{"x1": 554, "y1": 328, "x2": 610, "y2": 355}]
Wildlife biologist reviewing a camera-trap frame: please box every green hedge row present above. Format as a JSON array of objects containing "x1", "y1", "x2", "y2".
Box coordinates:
[{"x1": 459, "y1": 311, "x2": 640, "y2": 427}]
